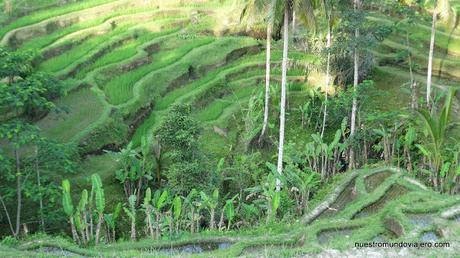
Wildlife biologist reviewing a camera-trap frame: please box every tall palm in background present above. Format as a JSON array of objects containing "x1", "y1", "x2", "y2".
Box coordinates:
[
  {"x1": 320, "y1": 0, "x2": 336, "y2": 138},
  {"x1": 275, "y1": 0, "x2": 316, "y2": 190},
  {"x1": 240, "y1": 0, "x2": 277, "y2": 142},
  {"x1": 426, "y1": 0, "x2": 451, "y2": 108},
  {"x1": 349, "y1": 0, "x2": 360, "y2": 169}
]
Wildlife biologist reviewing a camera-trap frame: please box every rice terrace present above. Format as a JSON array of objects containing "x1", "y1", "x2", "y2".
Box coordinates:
[{"x1": 0, "y1": 0, "x2": 460, "y2": 257}]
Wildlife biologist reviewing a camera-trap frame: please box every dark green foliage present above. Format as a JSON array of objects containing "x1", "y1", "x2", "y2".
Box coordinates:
[{"x1": 157, "y1": 104, "x2": 212, "y2": 194}]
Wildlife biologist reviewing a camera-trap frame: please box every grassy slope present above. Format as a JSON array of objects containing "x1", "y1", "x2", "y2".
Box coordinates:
[
  {"x1": 4, "y1": 168, "x2": 460, "y2": 257},
  {"x1": 1, "y1": 1, "x2": 460, "y2": 256}
]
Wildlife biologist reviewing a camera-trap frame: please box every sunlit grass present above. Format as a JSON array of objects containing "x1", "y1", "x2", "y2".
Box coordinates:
[
  {"x1": 0, "y1": 0, "x2": 114, "y2": 39},
  {"x1": 103, "y1": 36, "x2": 215, "y2": 105}
]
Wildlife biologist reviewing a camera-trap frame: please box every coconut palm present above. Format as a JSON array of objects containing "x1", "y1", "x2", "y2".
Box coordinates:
[
  {"x1": 241, "y1": 0, "x2": 277, "y2": 141},
  {"x1": 417, "y1": 88, "x2": 457, "y2": 191},
  {"x1": 349, "y1": 0, "x2": 360, "y2": 169},
  {"x1": 320, "y1": 0, "x2": 338, "y2": 138},
  {"x1": 275, "y1": 0, "x2": 317, "y2": 190},
  {"x1": 426, "y1": 0, "x2": 451, "y2": 108}
]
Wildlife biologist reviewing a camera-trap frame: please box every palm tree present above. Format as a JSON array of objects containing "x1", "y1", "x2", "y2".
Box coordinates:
[
  {"x1": 349, "y1": 0, "x2": 360, "y2": 169},
  {"x1": 426, "y1": 0, "x2": 438, "y2": 108},
  {"x1": 426, "y1": 0, "x2": 451, "y2": 108},
  {"x1": 320, "y1": 0, "x2": 336, "y2": 138},
  {"x1": 275, "y1": 0, "x2": 316, "y2": 190},
  {"x1": 241, "y1": 0, "x2": 278, "y2": 142},
  {"x1": 417, "y1": 88, "x2": 457, "y2": 191}
]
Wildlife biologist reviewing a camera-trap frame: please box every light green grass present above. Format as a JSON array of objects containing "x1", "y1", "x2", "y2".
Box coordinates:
[
  {"x1": 73, "y1": 27, "x2": 181, "y2": 80},
  {"x1": 104, "y1": 36, "x2": 215, "y2": 105},
  {"x1": 0, "y1": 0, "x2": 115, "y2": 40},
  {"x1": 38, "y1": 24, "x2": 135, "y2": 73},
  {"x1": 36, "y1": 87, "x2": 105, "y2": 142}
]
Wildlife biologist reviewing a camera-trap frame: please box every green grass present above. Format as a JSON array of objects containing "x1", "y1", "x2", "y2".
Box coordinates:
[
  {"x1": 38, "y1": 24, "x2": 137, "y2": 73},
  {"x1": 16, "y1": 7, "x2": 165, "y2": 51},
  {"x1": 104, "y1": 36, "x2": 215, "y2": 105},
  {"x1": 73, "y1": 26, "x2": 181, "y2": 80},
  {"x1": 129, "y1": 37, "x2": 259, "y2": 145},
  {"x1": 368, "y1": 14, "x2": 460, "y2": 55},
  {"x1": 36, "y1": 87, "x2": 105, "y2": 142},
  {"x1": 0, "y1": 0, "x2": 115, "y2": 40},
  {"x1": 6, "y1": 167, "x2": 459, "y2": 257}
]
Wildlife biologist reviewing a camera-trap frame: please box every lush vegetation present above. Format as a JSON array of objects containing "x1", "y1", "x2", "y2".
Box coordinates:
[{"x1": 1, "y1": 0, "x2": 460, "y2": 257}]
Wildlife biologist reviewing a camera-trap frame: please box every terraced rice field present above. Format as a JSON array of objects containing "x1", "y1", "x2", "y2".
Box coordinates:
[{"x1": 2, "y1": 0, "x2": 460, "y2": 211}]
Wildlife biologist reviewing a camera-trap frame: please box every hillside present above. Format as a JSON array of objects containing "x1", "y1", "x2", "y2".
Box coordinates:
[{"x1": 1, "y1": 0, "x2": 460, "y2": 257}]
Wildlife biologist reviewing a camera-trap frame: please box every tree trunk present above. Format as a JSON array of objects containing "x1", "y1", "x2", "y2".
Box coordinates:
[
  {"x1": 426, "y1": 2, "x2": 437, "y2": 108},
  {"x1": 218, "y1": 210, "x2": 224, "y2": 231},
  {"x1": 130, "y1": 218, "x2": 136, "y2": 241},
  {"x1": 349, "y1": 0, "x2": 360, "y2": 169},
  {"x1": 155, "y1": 213, "x2": 161, "y2": 239},
  {"x1": 35, "y1": 146, "x2": 45, "y2": 232},
  {"x1": 276, "y1": 7, "x2": 289, "y2": 191},
  {"x1": 14, "y1": 146, "x2": 21, "y2": 238},
  {"x1": 4, "y1": 0, "x2": 13, "y2": 15},
  {"x1": 95, "y1": 213, "x2": 104, "y2": 245},
  {"x1": 70, "y1": 217, "x2": 80, "y2": 245},
  {"x1": 146, "y1": 210, "x2": 154, "y2": 239},
  {"x1": 190, "y1": 209, "x2": 195, "y2": 233},
  {"x1": 321, "y1": 14, "x2": 332, "y2": 138},
  {"x1": 210, "y1": 209, "x2": 215, "y2": 230},
  {"x1": 0, "y1": 193, "x2": 15, "y2": 235},
  {"x1": 259, "y1": 24, "x2": 272, "y2": 142},
  {"x1": 292, "y1": 11, "x2": 296, "y2": 33},
  {"x1": 406, "y1": 32, "x2": 418, "y2": 110}
]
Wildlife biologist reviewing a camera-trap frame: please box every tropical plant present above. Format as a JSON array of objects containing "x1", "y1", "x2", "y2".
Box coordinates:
[
  {"x1": 200, "y1": 189, "x2": 219, "y2": 230},
  {"x1": 92, "y1": 174, "x2": 105, "y2": 245},
  {"x1": 104, "y1": 203, "x2": 121, "y2": 243},
  {"x1": 123, "y1": 194, "x2": 137, "y2": 241},
  {"x1": 416, "y1": 88, "x2": 457, "y2": 191},
  {"x1": 62, "y1": 180, "x2": 80, "y2": 244},
  {"x1": 152, "y1": 189, "x2": 170, "y2": 239},
  {"x1": 172, "y1": 195, "x2": 182, "y2": 233}
]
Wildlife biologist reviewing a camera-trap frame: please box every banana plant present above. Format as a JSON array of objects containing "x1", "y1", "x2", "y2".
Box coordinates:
[
  {"x1": 223, "y1": 194, "x2": 238, "y2": 230},
  {"x1": 240, "y1": 202, "x2": 260, "y2": 226},
  {"x1": 114, "y1": 143, "x2": 152, "y2": 203},
  {"x1": 104, "y1": 203, "x2": 121, "y2": 242},
  {"x1": 184, "y1": 189, "x2": 197, "y2": 233},
  {"x1": 123, "y1": 194, "x2": 137, "y2": 241},
  {"x1": 152, "y1": 189, "x2": 170, "y2": 239},
  {"x1": 172, "y1": 195, "x2": 182, "y2": 233},
  {"x1": 142, "y1": 188, "x2": 154, "y2": 239},
  {"x1": 262, "y1": 162, "x2": 286, "y2": 223},
  {"x1": 62, "y1": 180, "x2": 80, "y2": 244},
  {"x1": 75, "y1": 189, "x2": 89, "y2": 245},
  {"x1": 91, "y1": 174, "x2": 105, "y2": 245},
  {"x1": 285, "y1": 164, "x2": 320, "y2": 215},
  {"x1": 200, "y1": 189, "x2": 219, "y2": 230}
]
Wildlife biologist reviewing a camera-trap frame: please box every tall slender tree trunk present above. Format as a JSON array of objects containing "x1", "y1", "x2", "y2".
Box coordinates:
[
  {"x1": 349, "y1": 0, "x2": 360, "y2": 169},
  {"x1": 130, "y1": 218, "x2": 136, "y2": 241},
  {"x1": 406, "y1": 32, "x2": 418, "y2": 110},
  {"x1": 95, "y1": 213, "x2": 103, "y2": 244},
  {"x1": 14, "y1": 145, "x2": 21, "y2": 237},
  {"x1": 292, "y1": 11, "x2": 296, "y2": 34},
  {"x1": 321, "y1": 15, "x2": 332, "y2": 138},
  {"x1": 35, "y1": 146, "x2": 45, "y2": 231},
  {"x1": 70, "y1": 217, "x2": 80, "y2": 245},
  {"x1": 0, "y1": 193, "x2": 15, "y2": 235},
  {"x1": 260, "y1": 24, "x2": 272, "y2": 142},
  {"x1": 426, "y1": 2, "x2": 437, "y2": 108},
  {"x1": 276, "y1": 8, "x2": 289, "y2": 191},
  {"x1": 146, "y1": 210, "x2": 154, "y2": 239}
]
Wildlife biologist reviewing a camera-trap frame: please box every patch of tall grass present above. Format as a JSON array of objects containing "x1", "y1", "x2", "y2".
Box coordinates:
[
  {"x1": 0, "y1": 0, "x2": 114, "y2": 39},
  {"x1": 104, "y1": 36, "x2": 215, "y2": 105}
]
